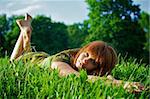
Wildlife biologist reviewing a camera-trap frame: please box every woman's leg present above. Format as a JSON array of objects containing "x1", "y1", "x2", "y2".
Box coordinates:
[
  {"x1": 10, "y1": 31, "x2": 24, "y2": 61},
  {"x1": 10, "y1": 13, "x2": 32, "y2": 61}
]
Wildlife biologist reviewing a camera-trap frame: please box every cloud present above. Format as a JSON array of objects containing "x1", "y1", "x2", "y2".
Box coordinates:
[
  {"x1": 0, "y1": 1, "x2": 43, "y2": 16},
  {"x1": 3, "y1": 0, "x2": 149, "y2": 24},
  {"x1": 12, "y1": 5, "x2": 42, "y2": 15},
  {"x1": 6, "y1": 2, "x2": 14, "y2": 7},
  {"x1": 0, "y1": 1, "x2": 87, "y2": 24}
]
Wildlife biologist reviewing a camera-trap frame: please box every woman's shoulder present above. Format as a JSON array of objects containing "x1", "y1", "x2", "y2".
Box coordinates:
[
  {"x1": 51, "y1": 48, "x2": 80, "y2": 63},
  {"x1": 57, "y1": 48, "x2": 80, "y2": 54},
  {"x1": 41, "y1": 48, "x2": 80, "y2": 69}
]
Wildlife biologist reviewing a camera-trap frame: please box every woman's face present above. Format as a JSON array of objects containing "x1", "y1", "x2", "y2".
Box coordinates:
[{"x1": 75, "y1": 52, "x2": 98, "y2": 71}]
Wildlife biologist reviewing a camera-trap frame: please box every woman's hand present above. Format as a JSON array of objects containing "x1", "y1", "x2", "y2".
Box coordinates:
[
  {"x1": 123, "y1": 82, "x2": 145, "y2": 93},
  {"x1": 87, "y1": 75, "x2": 100, "y2": 82},
  {"x1": 107, "y1": 75, "x2": 145, "y2": 93}
]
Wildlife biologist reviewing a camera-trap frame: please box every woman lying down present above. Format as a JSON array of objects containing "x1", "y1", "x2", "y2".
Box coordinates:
[{"x1": 10, "y1": 13, "x2": 144, "y2": 93}]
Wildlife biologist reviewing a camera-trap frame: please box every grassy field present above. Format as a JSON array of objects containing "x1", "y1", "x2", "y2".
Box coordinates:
[{"x1": 0, "y1": 56, "x2": 149, "y2": 99}]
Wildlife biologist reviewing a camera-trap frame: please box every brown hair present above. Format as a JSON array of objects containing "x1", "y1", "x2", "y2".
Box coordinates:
[{"x1": 73, "y1": 41, "x2": 118, "y2": 76}]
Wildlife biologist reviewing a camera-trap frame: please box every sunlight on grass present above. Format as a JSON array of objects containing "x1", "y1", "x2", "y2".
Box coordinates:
[{"x1": 0, "y1": 57, "x2": 149, "y2": 98}]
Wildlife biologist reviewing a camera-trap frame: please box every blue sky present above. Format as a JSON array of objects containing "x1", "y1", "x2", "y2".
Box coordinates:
[{"x1": 0, "y1": 0, "x2": 149, "y2": 24}]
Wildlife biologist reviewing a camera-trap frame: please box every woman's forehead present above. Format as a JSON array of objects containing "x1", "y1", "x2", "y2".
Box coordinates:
[{"x1": 82, "y1": 51, "x2": 96, "y2": 59}]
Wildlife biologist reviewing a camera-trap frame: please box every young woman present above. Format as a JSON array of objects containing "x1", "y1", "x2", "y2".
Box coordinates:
[{"x1": 10, "y1": 13, "x2": 144, "y2": 93}]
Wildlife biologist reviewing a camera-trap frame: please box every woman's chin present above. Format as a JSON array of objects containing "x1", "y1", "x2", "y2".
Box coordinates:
[{"x1": 76, "y1": 65, "x2": 82, "y2": 70}]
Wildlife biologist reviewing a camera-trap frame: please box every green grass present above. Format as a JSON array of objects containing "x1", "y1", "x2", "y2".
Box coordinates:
[{"x1": 0, "y1": 56, "x2": 149, "y2": 99}]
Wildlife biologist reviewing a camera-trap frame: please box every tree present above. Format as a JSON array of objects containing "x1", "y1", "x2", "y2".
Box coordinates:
[
  {"x1": 67, "y1": 23, "x2": 88, "y2": 48},
  {"x1": 0, "y1": 14, "x2": 8, "y2": 56},
  {"x1": 0, "y1": 15, "x2": 69, "y2": 57},
  {"x1": 139, "y1": 12, "x2": 150, "y2": 52},
  {"x1": 85, "y1": 0, "x2": 146, "y2": 59},
  {"x1": 138, "y1": 12, "x2": 150, "y2": 63},
  {"x1": 4, "y1": 16, "x2": 24, "y2": 56},
  {"x1": 32, "y1": 15, "x2": 69, "y2": 55},
  {"x1": 0, "y1": 33, "x2": 5, "y2": 56}
]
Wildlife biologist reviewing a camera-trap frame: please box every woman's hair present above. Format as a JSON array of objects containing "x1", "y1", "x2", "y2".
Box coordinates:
[{"x1": 73, "y1": 41, "x2": 118, "y2": 76}]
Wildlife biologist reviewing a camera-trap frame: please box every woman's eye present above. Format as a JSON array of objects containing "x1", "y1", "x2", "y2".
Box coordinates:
[{"x1": 85, "y1": 53, "x2": 89, "y2": 57}]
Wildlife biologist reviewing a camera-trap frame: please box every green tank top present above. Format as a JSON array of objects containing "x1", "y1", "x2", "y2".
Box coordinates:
[{"x1": 17, "y1": 48, "x2": 80, "y2": 69}]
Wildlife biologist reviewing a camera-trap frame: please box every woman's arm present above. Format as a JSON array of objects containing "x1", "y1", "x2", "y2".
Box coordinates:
[
  {"x1": 87, "y1": 74, "x2": 144, "y2": 93},
  {"x1": 51, "y1": 62, "x2": 144, "y2": 93},
  {"x1": 51, "y1": 62, "x2": 121, "y2": 84},
  {"x1": 51, "y1": 62, "x2": 80, "y2": 77},
  {"x1": 106, "y1": 75, "x2": 144, "y2": 93},
  {"x1": 51, "y1": 62, "x2": 101, "y2": 80}
]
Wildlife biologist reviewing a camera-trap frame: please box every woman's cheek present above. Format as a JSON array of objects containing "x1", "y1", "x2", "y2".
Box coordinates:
[{"x1": 76, "y1": 61, "x2": 82, "y2": 69}]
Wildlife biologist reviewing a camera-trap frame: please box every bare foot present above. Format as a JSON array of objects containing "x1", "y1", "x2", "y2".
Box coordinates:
[{"x1": 16, "y1": 13, "x2": 32, "y2": 52}]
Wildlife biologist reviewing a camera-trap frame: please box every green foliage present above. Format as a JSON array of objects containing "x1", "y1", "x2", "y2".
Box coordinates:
[
  {"x1": 67, "y1": 23, "x2": 88, "y2": 48},
  {"x1": 0, "y1": 14, "x2": 8, "y2": 33},
  {"x1": 31, "y1": 15, "x2": 69, "y2": 55},
  {"x1": 2, "y1": 16, "x2": 24, "y2": 56},
  {"x1": 85, "y1": 0, "x2": 146, "y2": 60},
  {"x1": 0, "y1": 14, "x2": 8, "y2": 56},
  {"x1": 0, "y1": 57, "x2": 149, "y2": 98},
  {"x1": 112, "y1": 56, "x2": 149, "y2": 83},
  {"x1": 138, "y1": 11, "x2": 150, "y2": 52},
  {"x1": 0, "y1": 15, "x2": 69, "y2": 56},
  {"x1": 0, "y1": 1, "x2": 149, "y2": 64},
  {"x1": 0, "y1": 34, "x2": 5, "y2": 57}
]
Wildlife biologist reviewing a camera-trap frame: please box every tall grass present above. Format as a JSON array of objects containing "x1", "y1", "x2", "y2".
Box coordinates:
[{"x1": 0, "y1": 57, "x2": 149, "y2": 98}]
